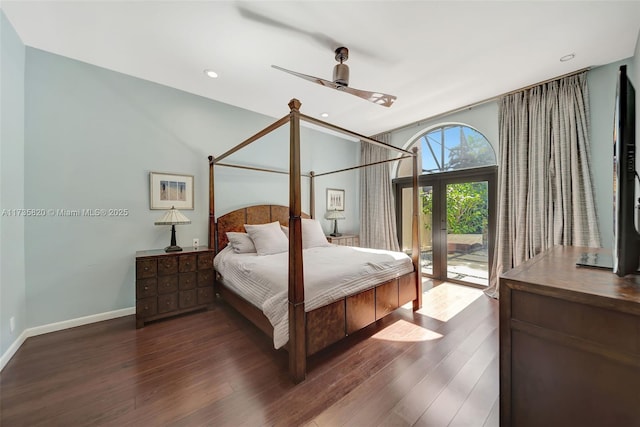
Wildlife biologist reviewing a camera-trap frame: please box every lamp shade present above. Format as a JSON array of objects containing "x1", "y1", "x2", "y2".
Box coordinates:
[
  {"x1": 324, "y1": 210, "x2": 345, "y2": 220},
  {"x1": 154, "y1": 206, "x2": 191, "y2": 225}
]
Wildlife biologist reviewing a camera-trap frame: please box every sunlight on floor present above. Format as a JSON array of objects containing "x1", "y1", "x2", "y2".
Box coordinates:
[
  {"x1": 372, "y1": 319, "x2": 443, "y2": 342},
  {"x1": 417, "y1": 282, "x2": 483, "y2": 322}
]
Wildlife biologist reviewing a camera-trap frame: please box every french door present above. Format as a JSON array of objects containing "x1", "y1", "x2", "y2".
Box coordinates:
[{"x1": 394, "y1": 166, "x2": 496, "y2": 287}]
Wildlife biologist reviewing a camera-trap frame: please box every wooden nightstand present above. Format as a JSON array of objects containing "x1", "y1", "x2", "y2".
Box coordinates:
[
  {"x1": 135, "y1": 246, "x2": 215, "y2": 328},
  {"x1": 326, "y1": 234, "x2": 359, "y2": 247}
]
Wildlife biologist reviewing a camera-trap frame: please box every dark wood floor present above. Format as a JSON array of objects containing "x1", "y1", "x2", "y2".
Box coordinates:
[{"x1": 0, "y1": 281, "x2": 498, "y2": 426}]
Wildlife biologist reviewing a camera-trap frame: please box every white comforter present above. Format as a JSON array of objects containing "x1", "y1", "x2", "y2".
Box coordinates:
[{"x1": 214, "y1": 245, "x2": 413, "y2": 348}]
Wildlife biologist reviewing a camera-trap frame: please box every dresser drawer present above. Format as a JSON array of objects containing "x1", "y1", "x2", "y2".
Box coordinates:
[
  {"x1": 179, "y1": 290, "x2": 197, "y2": 309},
  {"x1": 157, "y1": 293, "x2": 178, "y2": 313},
  {"x1": 158, "y1": 257, "x2": 178, "y2": 276},
  {"x1": 198, "y1": 252, "x2": 214, "y2": 270},
  {"x1": 136, "y1": 278, "x2": 157, "y2": 298},
  {"x1": 136, "y1": 259, "x2": 157, "y2": 279},
  {"x1": 157, "y1": 275, "x2": 178, "y2": 294},
  {"x1": 136, "y1": 297, "x2": 157, "y2": 317},
  {"x1": 179, "y1": 254, "x2": 197, "y2": 273},
  {"x1": 197, "y1": 269, "x2": 214, "y2": 287},
  {"x1": 198, "y1": 287, "x2": 214, "y2": 304},
  {"x1": 179, "y1": 272, "x2": 197, "y2": 290}
]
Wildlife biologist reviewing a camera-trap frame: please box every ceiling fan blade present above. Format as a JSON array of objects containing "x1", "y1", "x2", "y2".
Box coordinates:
[
  {"x1": 340, "y1": 86, "x2": 397, "y2": 108},
  {"x1": 271, "y1": 65, "x2": 339, "y2": 89},
  {"x1": 272, "y1": 65, "x2": 397, "y2": 108},
  {"x1": 238, "y1": 5, "x2": 339, "y2": 51}
]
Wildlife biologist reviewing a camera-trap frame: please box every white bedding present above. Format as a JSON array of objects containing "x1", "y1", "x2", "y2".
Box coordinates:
[{"x1": 214, "y1": 244, "x2": 414, "y2": 348}]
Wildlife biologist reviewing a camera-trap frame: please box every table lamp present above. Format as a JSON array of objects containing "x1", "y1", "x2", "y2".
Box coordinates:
[
  {"x1": 155, "y1": 206, "x2": 191, "y2": 252},
  {"x1": 325, "y1": 210, "x2": 345, "y2": 237}
]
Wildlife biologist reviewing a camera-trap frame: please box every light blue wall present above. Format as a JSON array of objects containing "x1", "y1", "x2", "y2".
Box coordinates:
[
  {"x1": 22, "y1": 48, "x2": 357, "y2": 328},
  {"x1": 0, "y1": 11, "x2": 27, "y2": 358}
]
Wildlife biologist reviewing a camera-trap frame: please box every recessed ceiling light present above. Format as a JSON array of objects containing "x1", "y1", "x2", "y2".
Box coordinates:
[
  {"x1": 204, "y1": 69, "x2": 218, "y2": 78},
  {"x1": 560, "y1": 53, "x2": 575, "y2": 62},
  {"x1": 321, "y1": 112, "x2": 329, "y2": 118}
]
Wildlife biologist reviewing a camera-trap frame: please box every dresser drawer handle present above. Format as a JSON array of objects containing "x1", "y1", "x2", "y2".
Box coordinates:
[
  {"x1": 166, "y1": 301, "x2": 171, "y2": 306},
  {"x1": 144, "y1": 286, "x2": 148, "y2": 291},
  {"x1": 144, "y1": 266, "x2": 149, "y2": 271}
]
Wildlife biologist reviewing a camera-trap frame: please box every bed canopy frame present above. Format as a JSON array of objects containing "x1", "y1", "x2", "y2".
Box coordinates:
[{"x1": 209, "y1": 99, "x2": 421, "y2": 382}]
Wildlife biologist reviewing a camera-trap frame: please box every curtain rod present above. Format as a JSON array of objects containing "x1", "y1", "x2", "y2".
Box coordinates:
[{"x1": 385, "y1": 67, "x2": 591, "y2": 135}]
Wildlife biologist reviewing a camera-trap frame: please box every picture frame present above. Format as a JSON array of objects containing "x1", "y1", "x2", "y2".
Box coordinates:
[
  {"x1": 149, "y1": 172, "x2": 194, "y2": 210},
  {"x1": 326, "y1": 188, "x2": 345, "y2": 211}
]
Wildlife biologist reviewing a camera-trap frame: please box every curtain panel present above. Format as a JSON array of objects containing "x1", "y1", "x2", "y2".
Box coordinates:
[
  {"x1": 485, "y1": 72, "x2": 601, "y2": 298},
  {"x1": 360, "y1": 134, "x2": 400, "y2": 251}
]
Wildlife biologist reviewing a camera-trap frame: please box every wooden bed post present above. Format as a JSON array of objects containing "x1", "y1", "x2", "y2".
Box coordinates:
[
  {"x1": 209, "y1": 155, "x2": 216, "y2": 250},
  {"x1": 412, "y1": 147, "x2": 422, "y2": 310},
  {"x1": 310, "y1": 171, "x2": 315, "y2": 219},
  {"x1": 288, "y1": 99, "x2": 306, "y2": 383}
]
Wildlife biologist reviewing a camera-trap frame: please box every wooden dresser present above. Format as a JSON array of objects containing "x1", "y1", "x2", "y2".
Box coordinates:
[
  {"x1": 326, "y1": 234, "x2": 359, "y2": 247},
  {"x1": 499, "y1": 245, "x2": 640, "y2": 427},
  {"x1": 135, "y1": 247, "x2": 215, "y2": 328}
]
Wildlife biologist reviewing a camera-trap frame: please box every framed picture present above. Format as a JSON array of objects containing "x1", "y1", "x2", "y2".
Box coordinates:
[
  {"x1": 149, "y1": 172, "x2": 194, "y2": 210},
  {"x1": 326, "y1": 188, "x2": 345, "y2": 211}
]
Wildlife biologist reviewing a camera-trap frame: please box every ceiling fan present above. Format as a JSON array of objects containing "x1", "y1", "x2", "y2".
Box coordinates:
[{"x1": 272, "y1": 47, "x2": 397, "y2": 108}]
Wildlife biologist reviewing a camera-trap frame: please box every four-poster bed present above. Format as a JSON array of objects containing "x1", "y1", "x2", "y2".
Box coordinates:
[{"x1": 209, "y1": 99, "x2": 421, "y2": 382}]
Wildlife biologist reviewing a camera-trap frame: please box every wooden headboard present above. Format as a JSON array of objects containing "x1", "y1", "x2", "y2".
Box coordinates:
[{"x1": 214, "y1": 204, "x2": 310, "y2": 253}]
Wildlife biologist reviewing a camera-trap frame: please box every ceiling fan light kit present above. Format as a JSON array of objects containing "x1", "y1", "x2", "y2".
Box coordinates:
[{"x1": 272, "y1": 46, "x2": 396, "y2": 107}]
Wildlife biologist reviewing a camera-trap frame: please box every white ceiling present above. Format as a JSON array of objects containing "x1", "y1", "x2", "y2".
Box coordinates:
[{"x1": 3, "y1": 1, "x2": 640, "y2": 136}]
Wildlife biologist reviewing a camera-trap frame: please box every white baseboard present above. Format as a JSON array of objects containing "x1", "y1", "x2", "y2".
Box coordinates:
[
  {"x1": 0, "y1": 306, "x2": 135, "y2": 372},
  {"x1": 0, "y1": 329, "x2": 28, "y2": 372}
]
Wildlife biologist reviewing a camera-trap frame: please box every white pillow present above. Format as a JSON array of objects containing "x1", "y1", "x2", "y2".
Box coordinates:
[
  {"x1": 226, "y1": 232, "x2": 256, "y2": 254},
  {"x1": 302, "y1": 218, "x2": 331, "y2": 249},
  {"x1": 281, "y1": 225, "x2": 289, "y2": 238},
  {"x1": 244, "y1": 221, "x2": 289, "y2": 255}
]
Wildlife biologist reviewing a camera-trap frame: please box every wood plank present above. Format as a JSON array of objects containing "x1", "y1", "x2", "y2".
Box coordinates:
[
  {"x1": 0, "y1": 283, "x2": 499, "y2": 427},
  {"x1": 312, "y1": 285, "x2": 496, "y2": 427}
]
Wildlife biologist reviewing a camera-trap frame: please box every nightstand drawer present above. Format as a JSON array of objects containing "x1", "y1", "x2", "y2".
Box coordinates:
[
  {"x1": 136, "y1": 259, "x2": 157, "y2": 279},
  {"x1": 136, "y1": 278, "x2": 157, "y2": 298},
  {"x1": 327, "y1": 234, "x2": 359, "y2": 247},
  {"x1": 158, "y1": 275, "x2": 178, "y2": 294},
  {"x1": 179, "y1": 254, "x2": 197, "y2": 273},
  {"x1": 158, "y1": 293, "x2": 178, "y2": 313},
  {"x1": 137, "y1": 297, "x2": 157, "y2": 317},
  {"x1": 179, "y1": 272, "x2": 197, "y2": 290},
  {"x1": 198, "y1": 252, "x2": 214, "y2": 270},
  {"x1": 198, "y1": 287, "x2": 214, "y2": 304},
  {"x1": 197, "y1": 269, "x2": 214, "y2": 287},
  {"x1": 158, "y1": 257, "x2": 178, "y2": 276},
  {"x1": 179, "y1": 290, "x2": 197, "y2": 309}
]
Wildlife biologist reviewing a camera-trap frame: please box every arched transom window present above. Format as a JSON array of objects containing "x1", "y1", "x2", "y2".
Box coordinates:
[{"x1": 397, "y1": 124, "x2": 496, "y2": 177}]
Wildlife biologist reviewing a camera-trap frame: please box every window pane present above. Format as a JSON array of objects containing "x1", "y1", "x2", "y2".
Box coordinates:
[{"x1": 398, "y1": 124, "x2": 496, "y2": 177}]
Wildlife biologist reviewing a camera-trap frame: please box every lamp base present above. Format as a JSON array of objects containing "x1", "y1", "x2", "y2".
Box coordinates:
[{"x1": 164, "y1": 245, "x2": 183, "y2": 252}]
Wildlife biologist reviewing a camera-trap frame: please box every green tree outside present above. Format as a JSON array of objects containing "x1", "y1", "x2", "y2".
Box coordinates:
[{"x1": 421, "y1": 182, "x2": 488, "y2": 235}]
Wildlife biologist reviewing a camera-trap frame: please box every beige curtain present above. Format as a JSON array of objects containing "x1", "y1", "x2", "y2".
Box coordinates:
[
  {"x1": 485, "y1": 72, "x2": 601, "y2": 298},
  {"x1": 360, "y1": 133, "x2": 400, "y2": 251}
]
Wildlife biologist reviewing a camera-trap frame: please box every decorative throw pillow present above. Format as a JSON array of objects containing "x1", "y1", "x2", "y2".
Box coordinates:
[
  {"x1": 302, "y1": 218, "x2": 331, "y2": 249},
  {"x1": 244, "y1": 221, "x2": 289, "y2": 255},
  {"x1": 226, "y1": 232, "x2": 256, "y2": 254}
]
